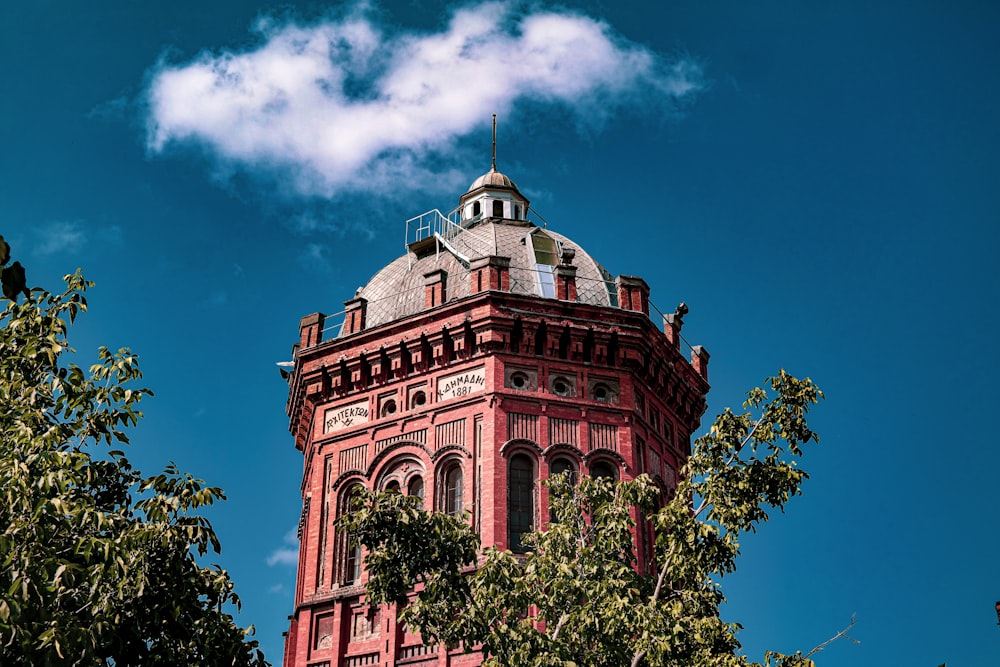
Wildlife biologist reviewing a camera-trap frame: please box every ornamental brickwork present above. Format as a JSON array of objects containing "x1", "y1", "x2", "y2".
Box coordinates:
[{"x1": 282, "y1": 165, "x2": 710, "y2": 667}]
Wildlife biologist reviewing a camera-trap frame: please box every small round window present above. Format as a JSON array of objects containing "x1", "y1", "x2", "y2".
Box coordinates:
[
  {"x1": 381, "y1": 399, "x2": 397, "y2": 418},
  {"x1": 410, "y1": 391, "x2": 426, "y2": 409},
  {"x1": 552, "y1": 377, "x2": 571, "y2": 396},
  {"x1": 510, "y1": 372, "x2": 529, "y2": 390},
  {"x1": 593, "y1": 383, "x2": 611, "y2": 402}
]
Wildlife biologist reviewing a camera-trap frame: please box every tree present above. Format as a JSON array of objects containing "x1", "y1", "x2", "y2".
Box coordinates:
[
  {"x1": 343, "y1": 370, "x2": 826, "y2": 667},
  {"x1": 0, "y1": 237, "x2": 268, "y2": 666}
]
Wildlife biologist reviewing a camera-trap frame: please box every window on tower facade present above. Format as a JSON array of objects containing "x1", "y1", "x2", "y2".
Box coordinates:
[
  {"x1": 337, "y1": 484, "x2": 362, "y2": 585},
  {"x1": 493, "y1": 200, "x2": 504, "y2": 217},
  {"x1": 550, "y1": 457, "x2": 577, "y2": 482},
  {"x1": 590, "y1": 460, "x2": 618, "y2": 481},
  {"x1": 548, "y1": 457, "x2": 576, "y2": 523},
  {"x1": 508, "y1": 454, "x2": 535, "y2": 553},
  {"x1": 440, "y1": 462, "x2": 463, "y2": 516},
  {"x1": 408, "y1": 476, "x2": 425, "y2": 506},
  {"x1": 409, "y1": 388, "x2": 427, "y2": 409}
]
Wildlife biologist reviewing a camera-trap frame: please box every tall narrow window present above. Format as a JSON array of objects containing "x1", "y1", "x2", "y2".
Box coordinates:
[
  {"x1": 591, "y1": 460, "x2": 617, "y2": 481},
  {"x1": 548, "y1": 457, "x2": 576, "y2": 523},
  {"x1": 527, "y1": 231, "x2": 559, "y2": 298},
  {"x1": 493, "y1": 200, "x2": 504, "y2": 217},
  {"x1": 408, "y1": 476, "x2": 424, "y2": 506},
  {"x1": 550, "y1": 457, "x2": 576, "y2": 482},
  {"x1": 636, "y1": 438, "x2": 646, "y2": 475},
  {"x1": 337, "y1": 485, "x2": 362, "y2": 585},
  {"x1": 441, "y1": 463, "x2": 463, "y2": 516},
  {"x1": 509, "y1": 454, "x2": 535, "y2": 553}
]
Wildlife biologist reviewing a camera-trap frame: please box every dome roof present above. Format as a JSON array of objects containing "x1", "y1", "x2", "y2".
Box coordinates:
[
  {"x1": 348, "y1": 221, "x2": 616, "y2": 334},
  {"x1": 467, "y1": 167, "x2": 519, "y2": 192}
]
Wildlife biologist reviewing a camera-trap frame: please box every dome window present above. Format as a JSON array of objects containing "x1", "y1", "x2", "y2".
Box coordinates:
[
  {"x1": 526, "y1": 231, "x2": 560, "y2": 298},
  {"x1": 493, "y1": 200, "x2": 504, "y2": 217},
  {"x1": 473, "y1": 201, "x2": 481, "y2": 217}
]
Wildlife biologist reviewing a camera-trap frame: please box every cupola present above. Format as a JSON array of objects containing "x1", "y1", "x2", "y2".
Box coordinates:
[{"x1": 459, "y1": 115, "x2": 530, "y2": 223}]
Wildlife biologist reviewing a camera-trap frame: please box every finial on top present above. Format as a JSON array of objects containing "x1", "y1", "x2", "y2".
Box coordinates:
[{"x1": 491, "y1": 114, "x2": 497, "y2": 171}]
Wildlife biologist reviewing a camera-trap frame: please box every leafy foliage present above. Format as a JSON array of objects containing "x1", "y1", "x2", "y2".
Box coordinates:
[
  {"x1": 345, "y1": 371, "x2": 824, "y2": 667},
  {"x1": 0, "y1": 238, "x2": 267, "y2": 666}
]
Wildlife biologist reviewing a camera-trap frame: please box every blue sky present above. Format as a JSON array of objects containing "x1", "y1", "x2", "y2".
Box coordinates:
[{"x1": 2, "y1": 1, "x2": 998, "y2": 664}]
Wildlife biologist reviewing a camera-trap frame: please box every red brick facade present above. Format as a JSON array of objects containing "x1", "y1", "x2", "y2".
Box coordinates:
[{"x1": 282, "y1": 174, "x2": 710, "y2": 667}]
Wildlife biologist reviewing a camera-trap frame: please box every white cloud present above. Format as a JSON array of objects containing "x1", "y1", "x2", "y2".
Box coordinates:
[
  {"x1": 34, "y1": 221, "x2": 87, "y2": 256},
  {"x1": 145, "y1": 1, "x2": 703, "y2": 200},
  {"x1": 266, "y1": 548, "x2": 299, "y2": 567},
  {"x1": 266, "y1": 527, "x2": 299, "y2": 567},
  {"x1": 29, "y1": 221, "x2": 124, "y2": 257}
]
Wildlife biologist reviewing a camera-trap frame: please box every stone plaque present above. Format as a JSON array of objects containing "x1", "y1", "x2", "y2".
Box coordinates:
[
  {"x1": 436, "y1": 367, "x2": 486, "y2": 400},
  {"x1": 324, "y1": 400, "x2": 370, "y2": 433}
]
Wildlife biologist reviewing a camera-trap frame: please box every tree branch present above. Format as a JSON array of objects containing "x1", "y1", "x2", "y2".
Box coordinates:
[
  {"x1": 804, "y1": 614, "x2": 860, "y2": 658},
  {"x1": 631, "y1": 418, "x2": 764, "y2": 667}
]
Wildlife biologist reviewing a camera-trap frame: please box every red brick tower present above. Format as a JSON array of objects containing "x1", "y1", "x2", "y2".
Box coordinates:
[{"x1": 282, "y1": 152, "x2": 710, "y2": 667}]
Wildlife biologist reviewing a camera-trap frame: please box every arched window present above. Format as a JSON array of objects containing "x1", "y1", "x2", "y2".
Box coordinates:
[
  {"x1": 384, "y1": 480, "x2": 400, "y2": 493},
  {"x1": 493, "y1": 200, "x2": 504, "y2": 217},
  {"x1": 548, "y1": 457, "x2": 576, "y2": 523},
  {"x1": 508, "y1": 454, "x2": 535, "y2": 553},
  {"x1": 473, "y1": 201, "x2": 481, "y2": 217},
  {"x1": 408, "y1": 476, "x2": 425, "y2": 506},
  {"x1": 337, "y1": 484, "x2": 362, "y2": 585},
  {"x1": 550, "y1": 457, "x2": 576, "y2": 482},
  {"x1": 440, "y1": 462, "x2": 463, "y2": 516},
  {"x1": 590, "y1": 460, "x2": 618, "y2": 481}
]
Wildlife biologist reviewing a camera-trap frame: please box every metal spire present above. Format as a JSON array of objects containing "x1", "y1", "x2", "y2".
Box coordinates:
[{"x1": 491, "y1": 114, "x2": 497, "y2": 171}]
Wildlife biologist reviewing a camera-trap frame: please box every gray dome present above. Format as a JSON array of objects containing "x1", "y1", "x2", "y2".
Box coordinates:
[
  {"x1": 467, "y1": 168, "x2": 519, "y2": 192},
  {"x1": 351, "y1": 221, "x2": 616, "y2": 333}
]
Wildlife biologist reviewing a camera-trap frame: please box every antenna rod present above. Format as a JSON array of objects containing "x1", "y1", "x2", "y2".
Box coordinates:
[{"x1": 491, "y1": 114, "x2": 497, "y2": 171}]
